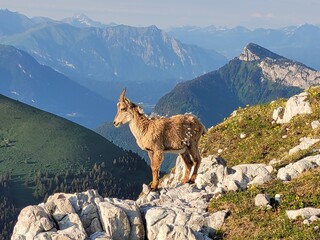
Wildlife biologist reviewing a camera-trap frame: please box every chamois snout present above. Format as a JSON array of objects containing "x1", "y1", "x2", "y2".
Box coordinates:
[{"x1": 113, "y1": 121, "x2": 120, "y2": 127}]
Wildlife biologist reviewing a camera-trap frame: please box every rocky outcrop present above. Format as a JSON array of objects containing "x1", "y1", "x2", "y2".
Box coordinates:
[
  {"x1": 137, "y1": 155, "x2": 274, "y2": 240},
  {"x1": 277, "y1": 154, "x2": 320, "y2": 181},
  {"x1": 11, "y1": 190, "x2": 145, "y2": 240},
  {"x1": 239, "y1": 43, "x2": 320, "y2": 89},
  {"x1": 288, "y1": 137, "x2": 320, "y2": 155},
  {"x1": 272, "y1": 91, "x2": 312, "y2": 124},
  {"x1": 11, "y1": 149, "x2": 320, "y2": 239},
  {"x1": 286, "y1": 207, "x2": 320, "y2": 220},
  {"x1": 12, "y1": 154, "x2": 276, "y2": 240},
  {"x1": 259, "y1": 60, "x2": 320, "y2": 89}
]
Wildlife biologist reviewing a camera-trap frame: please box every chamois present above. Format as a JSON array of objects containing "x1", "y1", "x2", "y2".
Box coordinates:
[{"x1": 113, "y1": 88, "x2": 206, "y2": 190}]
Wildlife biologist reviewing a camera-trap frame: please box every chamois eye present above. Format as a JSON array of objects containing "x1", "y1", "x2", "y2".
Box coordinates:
[{"x1": 120, "y1": 107, "x2": 127, "y2": 111}]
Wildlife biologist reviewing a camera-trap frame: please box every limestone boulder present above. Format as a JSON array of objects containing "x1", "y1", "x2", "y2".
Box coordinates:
[
  {"x1": 288, "y1": 137, "x2": 320, "y2": 155},
  {"x1": 277, "y1": 155, "x2": 320, "y2": 181},
  {"x1": 11, "y1": 206, "x2": 56, "y2": 240},
  {"x1": 272, "y1": 92, "x2": 312, "y2": 124},
  {"x1": 286, "y1": 207, "x2": 320, "y2": 220}
]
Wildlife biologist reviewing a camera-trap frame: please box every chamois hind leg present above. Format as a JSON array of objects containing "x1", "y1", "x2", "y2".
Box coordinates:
[
  {"x1": 148, "y1": 150, "x2": 163, "y2": 191},
  {"x1": 179, "y1": 151, "x2": 193, "y2": 184},
  {"x1": 188, "y1": 144, "x2": 202, "y2": 183}
]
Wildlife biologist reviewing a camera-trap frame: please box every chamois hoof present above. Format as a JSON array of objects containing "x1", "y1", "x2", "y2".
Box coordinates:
[
  {"x1": 180, "y1": 179, "x2": 190, "y2": 184},
  {"x1": 149, "y1": 183, "x2": 159, "y2": 192},
  {"x1": 187, "y1": 179, "x2": 195, "y2": 184}
]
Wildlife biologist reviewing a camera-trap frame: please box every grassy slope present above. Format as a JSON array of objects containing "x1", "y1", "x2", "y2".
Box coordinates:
[
  {"x1": 199, "y1": 86, "x2": 320, "y2": 239},
  {"x1": 0, "y1": 94, "x2": 150, "y2": 205}
]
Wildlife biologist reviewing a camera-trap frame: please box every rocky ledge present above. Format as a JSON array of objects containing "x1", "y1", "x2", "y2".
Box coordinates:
[
  {"x1": 12, "y1": 154, "x2": 275, "y2": 240},
  {"x1": 11, "y1": 151, "x2": 320, "y2": 240}
]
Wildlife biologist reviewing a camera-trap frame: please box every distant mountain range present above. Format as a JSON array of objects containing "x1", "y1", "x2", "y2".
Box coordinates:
[
  {"x1": 167, "y1": 24, "x2": 320, "y2": 71},
  {"x1": 61, "y1": 13, "x2": 117, "y2": 28},
  {"x1": 0, "y1": 9, "x2": 227, "y2": 107},
  {"x1": 154, "y1": 43, "x2": 320, "y2": 127},
  {"x1": 0, "y1": 44, "x2": 115, "y2": 128}
]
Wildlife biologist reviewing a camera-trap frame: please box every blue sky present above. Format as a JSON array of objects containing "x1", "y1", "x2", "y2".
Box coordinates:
[{"x1": 1, "y1": 0, "x2": 319, "y2": 29}]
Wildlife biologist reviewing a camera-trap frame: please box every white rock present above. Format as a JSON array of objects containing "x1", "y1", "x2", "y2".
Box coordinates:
[
  {"x1": 309, "y1": 215, "x2": 320, "y2": 223},
  {"x1": 273, "y1": 92, "x2": 312, "y2": 124},
  {"x1": 204, "y1": 210, "x2": 229, "y2": 236},
  {"x1": 311, "y1": 120, "x2": 320, "y2": 130},
  {"x1": 98, "y1": 201, "x2": 131, "y2": 240},
  {"x1": 104, "y1": 198, "x2": 145, "y2": 240},
  {"x1": 157, "y1": 224, "x2": 199, "y2": 240},
  {"x1": 275, "y1": 194, "x2": 281, "y2": 203},
  {"x1": 11, "y1": 206, "x2": 56, "y2": 240},
  {"x1": 277, "y1": 155, "x2": 320, "y2": 181},
  {"x1": 254, "y1": 194, "x2": 270, "y2": 207},
  {"x1": 240, "y1": 133, "x2": 246, "y2": 139},
  {"x1": 90, "y1": 231, "x2": 113, "y2": 240},
  {"x1": 142, "y1": 184, "x2": 150, "y2": 194},
  {"x1": 80, "y1": 204, "x2": 103, "y2": 235},
  {"x1": 289, "y1": 137, "x2": 320, "y2": 155},
  {"x1": 303, "y1": 219, "x2": 311, "y2": 225},
  {"x1": 286, "y1": 207, "x2": 320, "y2": 220}
]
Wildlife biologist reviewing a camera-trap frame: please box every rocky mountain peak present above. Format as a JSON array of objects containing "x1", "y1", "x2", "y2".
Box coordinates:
[
  {"x1": 238, "y1": 43, "x2": 320, "y2": 89},
  {"x1": 238, "y1": 42, "x2": 284, "y2": 62}
]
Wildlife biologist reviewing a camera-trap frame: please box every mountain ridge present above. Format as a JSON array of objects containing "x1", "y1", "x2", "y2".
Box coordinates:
[
  {"x1": 168, "y1": 24, "x2": 320, "y2": 70},
  {"x1": 154, "y1": 43, "x2": 310, "y2": 127},
  {"x1": 0, "y1": 9, "x2": 227, "y2": 106},
  {"x1": 0, "y1": 44, "x2": 116, "y2": 128}
]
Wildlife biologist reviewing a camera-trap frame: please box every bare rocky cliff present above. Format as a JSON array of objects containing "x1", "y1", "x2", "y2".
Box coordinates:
[{"x1": 239, "y1": 43, "x2": 320, "y2": 89}]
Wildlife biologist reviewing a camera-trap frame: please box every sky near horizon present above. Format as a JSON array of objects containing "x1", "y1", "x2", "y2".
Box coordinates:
[{"x1": 0, "y1": 0, "x2": 319, "y2": 29}]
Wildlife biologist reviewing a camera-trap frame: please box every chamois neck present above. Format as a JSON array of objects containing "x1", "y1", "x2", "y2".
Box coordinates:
[{"x1": 128, "y1": 107, "x2": 149, "y2": 141}]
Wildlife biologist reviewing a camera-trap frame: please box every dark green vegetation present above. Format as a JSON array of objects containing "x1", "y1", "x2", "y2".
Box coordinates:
[
  {"x1": 0, "y1": 173, "x2": 19, "y2": 240},
  {"x1": 0, "y1": 94, "x2": 151, "y2": 238},
  {"x1": 200, "y1": 87, "x2": 320, "y2": 239},
  {"x1": 155, "y1": 57, "x2": 302, "y2": 127}
]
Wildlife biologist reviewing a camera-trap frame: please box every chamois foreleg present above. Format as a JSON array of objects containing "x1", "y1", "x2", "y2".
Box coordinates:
[
  {"x1": 179, "y1": 151, "x2": 193, "y2": 184},
  {"x1": 188, "y1": 144, "x2": 202, "y2": 183},
  {"x1": 148, "y1": 150, "x2": 163, "y2": 191}
]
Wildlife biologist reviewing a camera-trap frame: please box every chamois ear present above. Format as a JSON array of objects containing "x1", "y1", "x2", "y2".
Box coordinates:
[
  {"x1": 119, "y1": 88, "x2": 126, "y2": 102},
  {"x1": 137, "y1": 106, "x2": 144, "y2": 114}
]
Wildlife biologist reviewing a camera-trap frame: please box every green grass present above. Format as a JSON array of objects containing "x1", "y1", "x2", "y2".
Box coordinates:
[
  {"x1": 200, "y1": 86, "x2": 320, "y2": 239},
  {"x1": 0, "y1": 94, "x2": 150, "y2": 206},
  {"x1": 209, "y1": 169, "x2": 320, "y2": 239},
  {"x1": 200, "y1": 86, "x2": 320, "y2": 167}
]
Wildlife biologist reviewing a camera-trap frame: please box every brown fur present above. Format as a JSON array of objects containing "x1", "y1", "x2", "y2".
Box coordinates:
[{"x1": 113, "y1": 88, "x2": 206, "y2": 190}]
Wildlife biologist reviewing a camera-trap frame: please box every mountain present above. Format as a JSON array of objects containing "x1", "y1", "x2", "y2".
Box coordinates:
[
  {"x1": 0, "y1": 44, "x2": 116, "y2": 128},
  {"x1": 0, "y1": 12, "x2": 227, "y2": 105},
  {"x1": 0, "y1": 9, "x2": 34, "y2": 36},
  {"x1": 61, "y1": 14, "x2": 114, "y2": 28},
  {"x1": 167, "y1": 24, "x2": 320, "y2": 70},
  {"x1": 0, "y1": 21, "x2": 226, "y2": 84},
  {"x1": 0, "y1": 93, "x2": 151, "y2": 238},
  {"x1": 154, "y1": 43, "x2": 320, "y2": 127}
]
